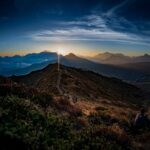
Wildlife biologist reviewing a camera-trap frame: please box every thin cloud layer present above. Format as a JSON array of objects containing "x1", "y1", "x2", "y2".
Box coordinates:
[
  {"x1": 0, "y1": 0, "x2": 150, "y2": 54},
  {"x1": 30, "y1": 13, "x2": 150, "y2": 46}
]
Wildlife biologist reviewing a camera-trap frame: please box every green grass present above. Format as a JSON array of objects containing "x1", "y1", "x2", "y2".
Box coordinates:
[{"x1": 0, "y1": 95, "x2": 140, "y2": 150}]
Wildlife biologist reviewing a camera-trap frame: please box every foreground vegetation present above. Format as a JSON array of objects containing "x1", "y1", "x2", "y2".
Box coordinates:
[
  {"x1": 0, "y1": 74, "x2": 149, "y2": 150},
  {"x1": 0, "y1": 95, "x2": 131, "y2": 150},
  {"x1": 0, "y1": 94, "x2": 150, "y2": 150}
]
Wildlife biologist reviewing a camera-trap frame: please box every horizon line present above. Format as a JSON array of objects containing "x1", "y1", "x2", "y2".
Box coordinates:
[{"x1": 0, "y1": 50, "x2": 150, "y2": 57}]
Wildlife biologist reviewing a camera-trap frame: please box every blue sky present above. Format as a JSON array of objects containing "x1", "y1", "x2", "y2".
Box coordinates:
[{"x1": 0, "y1": 0, "x2": 150, "y2": 56}]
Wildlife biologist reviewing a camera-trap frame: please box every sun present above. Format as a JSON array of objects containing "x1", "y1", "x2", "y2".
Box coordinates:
[{"x1": 57, "y1": 49, "x2": 65, "y2": 55}]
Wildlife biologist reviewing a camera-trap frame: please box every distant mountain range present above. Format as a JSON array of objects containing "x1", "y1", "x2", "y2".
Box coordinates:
[
  {"x1": 89, "y1": 52, "x2": 150, "y2": 65},
  {"x1": 0, "y1": 51, "x2": 57, "y2": 75},
  {"x1": 60, "y1": 53, "x2": 147, "y2": 82},
  {"x1": 0, "y1": 51, "x2": 150, "y2": 82}
]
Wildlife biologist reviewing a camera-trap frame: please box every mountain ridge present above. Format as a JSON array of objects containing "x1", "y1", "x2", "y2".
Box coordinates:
[
  {"x1": 12, "y1": 63, "x2": 146, "y2": 104},
  {"x1": 90, "y1": 52, "x2": 150, "y2": 64},
  {"x1": 0, "y1": 51, "x2": 149, "y2": 82}
]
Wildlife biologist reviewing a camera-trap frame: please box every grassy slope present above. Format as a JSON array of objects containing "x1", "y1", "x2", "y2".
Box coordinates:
[
  {"x1": 0, "y1": 90, "x2": 150, "y2": 150},
  {"x1": 12, "y1": 64, "x2": 146, "y2": 104},
  {"x1": 0, "y1": 80, "x2": 134, "y2": 150},
  {"x1": 0, "y1": 64, "x2": 150, "y2": 150}
]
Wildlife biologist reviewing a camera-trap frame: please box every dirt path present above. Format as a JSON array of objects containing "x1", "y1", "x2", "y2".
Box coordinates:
[
  {"x1": 56, "y1": 70, "x2": 63, "y2": 95},
  {"x1": 56, "y1": 69, "x2": 75, "y2": 102}
]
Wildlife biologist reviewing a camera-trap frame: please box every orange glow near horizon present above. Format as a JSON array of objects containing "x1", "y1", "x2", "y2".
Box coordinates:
[
  {"x1": 0, "y1": 48, "x2": 148, "y2": 57},
  {"x1": 0, "y1": 50, "x2": 97, "y2": 57}
]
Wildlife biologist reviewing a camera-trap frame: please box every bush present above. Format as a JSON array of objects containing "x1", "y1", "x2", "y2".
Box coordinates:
[
  {"x1": 0, "y1": 96, "x2": 73, "y2": 149},
  {"x1": 0, "y1": 95, "x2": 141, "y2": 150},
  {"x1": 32, "y1": 92, "x2": 53, "y2": 109}
]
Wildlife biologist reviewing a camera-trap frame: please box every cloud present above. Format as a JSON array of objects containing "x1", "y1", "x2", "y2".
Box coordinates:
[
  {"x1": 105, "y1": 0, "x2": 130, "y2": 17},
  {"x1": 29, "y1": 7, "x2": 150, "y2": 46},
  {"x1": 60, "y1": 15, "x2": 107, "y2": 30},
  {"x1": 30, "y1": 26, "x2": 150, "y2": 46},
  {"x1": 31, "y1": 27, "x2": 129, "y2": 40},
  {"x1": 98, "y1": 0, "x2": 150, "y2": 38}
]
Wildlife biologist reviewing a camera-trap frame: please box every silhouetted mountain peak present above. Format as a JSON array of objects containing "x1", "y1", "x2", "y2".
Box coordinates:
[
  {"x1": 103, "y1": 52, "x2": 112, "y2": 55},
  {"x1": 39, "y1": 51, "x2": 57, "y2": 55},
  {"x1": 65, "y1": 53, "x2": 78, "y2": 58},
  {"x1": 96, "y1": 52, "x2": 125, "y2": 57},
  {"x1": 92, "y1": 52, "x2": 132, "y2": 64},
  {"x1": 143, "y1": 53, "x2": 150, "y2": 57}
]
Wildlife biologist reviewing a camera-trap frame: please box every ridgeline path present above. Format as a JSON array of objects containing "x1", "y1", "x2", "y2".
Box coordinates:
[
  {"x1": 56, "y1": 70, "x2": 63, "y2": 95},
  {"x1": 56, "y1": 69, "x2": 77, "y2": 103}
]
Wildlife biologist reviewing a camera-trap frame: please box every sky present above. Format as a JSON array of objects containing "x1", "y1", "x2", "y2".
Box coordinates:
[{"x1": 0, "y1": 0, "x2": 150, "y2": 56}]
